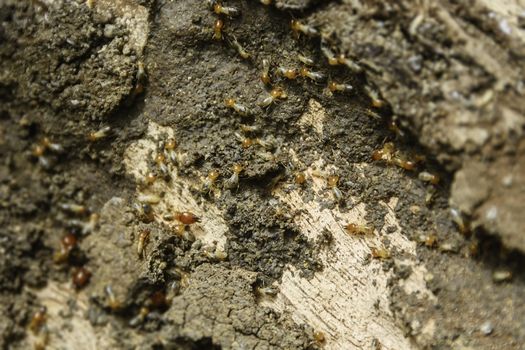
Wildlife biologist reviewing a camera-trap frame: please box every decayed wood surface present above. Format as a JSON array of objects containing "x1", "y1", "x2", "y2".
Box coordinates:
[{"x1": 26, "y1": 101, "x2": 437, "y2": 350}]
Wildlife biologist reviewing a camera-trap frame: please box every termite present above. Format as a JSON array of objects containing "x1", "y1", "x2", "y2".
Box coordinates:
[
  {"x1": 299, "y1": 67, "x2": 325, "y2": 82},
  {"x1": 225, "y1": 98, "x2": 249, "y2": 116},
  {"x1": 276, "y1": 67, "x2": 298, "y2": 80},
  {"x1": 213, "y1": 2, "x2": 239, "y2": 16},
  {"x1": 224, "y1": 163, "x2": 243, "y2": 189},
  {"x1": 328, "y1": 81, "x2": 353, "y2": 93},
  {"x1": 137, "y1": 229, "x2": 150, "y2": 257},
  {"x1": 174, "y1": 211, "x2": 200, "y2": 225},
  {"x1": 418, "y1": 171, "x2": 440, "y2": 185},
  {"x1": 291, "y1": 19, "x2": 318, "y2": 37},
  {"x1": 164, "y1": 138, "x2": 177, "y2": 163},
  {"x1": 345, "y1": 223, "x2": 374, "y2": 235},
  {"x1": 202, "y1": 169, "x2": 220, "y2": 193},
  {"x1": 371, "y1": 247, "x2": 391, "y2": 259},
  {"x1": 87, "y1": 126, "x2": 111, "y2": 142},
  {"x1": 229, "y1": 36, "x2": 251, "y2": 59},
  {"x1": 327, "y1": 175, "x2": 343, "y2": 201},
  {"x1": 260, "y1": 59, "x2": 271, "y2": 85},
  {"x1": 258, "y1": 87, "x2": 287, "y2": 107},
  {"x1": 212, "y1": 19, "x2": 224, "y2": 41},
  {"x1": 297, "y1": 53, "x2": 314, "y2": 66}
]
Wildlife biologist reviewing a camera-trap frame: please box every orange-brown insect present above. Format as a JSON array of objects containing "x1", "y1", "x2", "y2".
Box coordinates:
[
  {"x1": 345, "y1": 223, "x2": 374, "y2": 235},
  {"x1": 299, "y1": 67, "x2": 325, "y2": 82},
  {"x1": 104, "y1": 285, "x2": 122, "y2": 311},
  {"x1": 313, "y1": 330, "x2": 326, "y2": 344},
  {"x1": 137, "y1": 229, "x2": 150, "y2": 257},
  {"x1": 202, "y1": 169, "x2": 220, "y2": 193},
  {"x1": 174, "y1": 211, "x2": 200, "y2": 225},
  {"x1": 164, "y1": 138, "x2": 177, "y2": 162},
  {"x1": 365, "y1": 85, "x2": 385, "y2": 108},
  {"x1": 212, "y1": 19, "x2": 224, "y2": 41},
  {"x1": 276, "y1": 67, "x2": 299, "y2": 80},
  {"x1": 88, "y1": 126, "x2": 111, "y2": 142},
  {"x1": 224, "y1": 164, "x2": 243, "y2": 189},
  {"x1": 392, "y1": 158, "x2": 416, "y2": 171},
  {"x1": 291, "y1": 19, "x2": 318, "y2": 37},
  {"x1": 40, "y1": 137, "x2": 63, "y2": 153},
  {"x1": 258, "y1": 87, "x2": 287, "y2": 107},
  {"x1": 213, "y1": 2, "x2": 239, "y2": 16},
  {"x1": 229, "y1": 36, "x2": 251, "y2": 59},
  {"x1": 450, "y1": 208, "x2": 470, "y2": 236},
  {"x1": 54, "y1": 233, "x2": 78, "y2": 263},
  {"x1": 294, "y1": 172, "x2": 306, "y2": 185},
  {"x1": 372, "y1": 143, "x2": 416, "y2": 171},
  {"x1": 155, "y1": 153, "x2": 169, "y2": 175},
  {"x1": 328, "y1": 81, "x2": 353, "y2": 93},
  {"x1": 29, "y1": 307, "x2": 47, "y2": 333},
  {"x1": 327, "y1": 175, "x2": 343, "y2": 200},
  {"x1": 59, "y1": 203, "x2": 88, "y2": 215},
  {"x1": 260, "y1": 59, "x2": 271, "y2": 85},
  {"x1": 72, "y1": 267, "x2": 92, "y2": 289},
  {"x1": 371, "y1": 247, "x2": 391, "y2": 260},
  {"x1": 144, "y1": 172, "x2": 157, "y2": 186},
  {"x1": 225, "y1": 98, "x2": 249, "y2": 116},
  {"x1": 418, "y1": 171, "x2": 440, "y2": 185}
]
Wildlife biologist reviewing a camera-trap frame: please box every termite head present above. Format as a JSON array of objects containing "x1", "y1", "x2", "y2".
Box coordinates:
[
  {"x1": 29, "y1": 306, "x2": 47, "y2": 333},
  {"x1": 72, "y1": 267, "x2": 92, "y2": 289},
  {"x1": 270, "y1": 87, "x2": 287, "y2": 99},
  {"x1": 232, "y1": 163, "x2": 243, "y2": 174},
  {"x1": 327, "y1": 175, "x2": 339, "y2": 188},
  {"x1": 208, "y1": 169, "x2": 220, "y2": 181},
  {"x1": 165, "y1": 138, "x2": 177, "y2": 150},
  {"x1": 225, "y1": 98, "x2": 236, "y2": 108},
  {"x1": 294, "y1": 172, "x2": 306, "y2": 185}
]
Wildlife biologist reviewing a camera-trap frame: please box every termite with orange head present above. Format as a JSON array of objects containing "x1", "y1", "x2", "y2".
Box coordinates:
[
  {"x1": 371, "y1": 247, "x2": 391, "y2": 259},
  {"x1": 224, "y1": 163, "x2": 243, "y2": 189},
  {"x1": 258, "y1": 87, "x2": 287, "y2": 108},
  {"x1": 225, "y1": 98, "x2": 249, "y2": 116},
  {"x1": 336, "y1": 53, "x2": 362, "y2": 73},
  {"x1": 392, "y1": 157, "x2": 416, "y2": 171},
  {"x1": 372, "y1": 142, "x2": 395, "y2": 163},
  {"x1": 212, "y1": 19, "x2": 224, "y2": 41},
  {"x1": 418, "y1": 171, "x2": 440, "y2": 185},
  {"x1": 202, "y1": 169, "x2": 220, "y2": 193},
  {"x1": 235, "y1": 132, "x2": 253, "y2": 149},
  {"x1": 137, "y1": 229, "x2": 150, "y2": 258},
  {"x1": 364, "y1": 85, "x2": 386, "y2": 109},
  {"x1": 276, "y1": 66, "x2": 299, "y2": 80},
  {"x1": 40, "y1": 137, "x2": 64, "y2": 153},
  {"x1": 290, "y1": 19, "x2": 318, "y2": 38},
  {"x1": 164, "y1": 138, "x2": 177, "y2": 163},
  {"x1": 59, "y1": 203, "x2": 89, "y2": 216},
  {"x1": 155, "y1": 153, "x2": 169, "y2": 176},
  {"x1": 345, "y1": 223, "x2": 374, "y2": 236},
  {"x1": 327, "y1": 175, "x2": 343, "y2": 201},
  {"x1": 229, "y1": 36, "x2": 251, "y2": 59},
  {"x1": 213, "y1": 2, "x2": 239, "y2": 16},
  {"x1": 299, "y1": 67, "x2": 325, "y2": 82},
  {"x1": 328, "y1": 81, "x2": 354, "y2": 93},
  {"x1": 260, "y1": 59, "x2": 271, "y2": 85},
  {"x1": 104, "y1": 285, "x2": 122, "y2": 311},
  {"x1": 88, "y1": 126, "x2": 111, "y2": 142}
]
